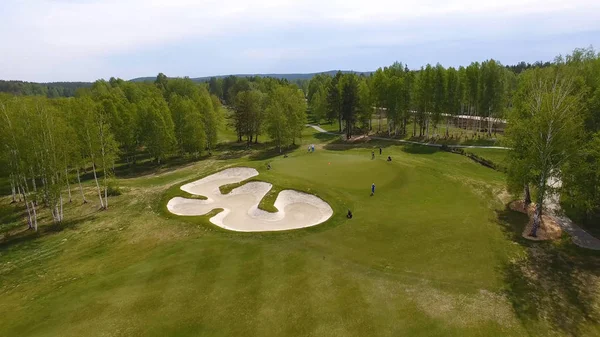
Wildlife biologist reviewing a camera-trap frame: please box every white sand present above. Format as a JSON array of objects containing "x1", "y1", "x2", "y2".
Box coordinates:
[{"x1": 167, "y1": 167, "x2": 333, "y2": 232}]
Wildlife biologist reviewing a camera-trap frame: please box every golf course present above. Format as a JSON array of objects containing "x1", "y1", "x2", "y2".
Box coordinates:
[{"x1": 1, "y1": 124, "x2": 599, "y2": 337}]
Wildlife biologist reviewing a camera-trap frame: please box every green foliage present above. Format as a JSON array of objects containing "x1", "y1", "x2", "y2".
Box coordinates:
[
  {"x1": 232, "y1": 90, "x2": 265, "y2": 143},
  {"x1": 506, "y1": 65, "x2": 583, "y2": 233},
  {"x1": 432, "y1": 63, "x2": 446, "y2": 129},
  {"x1": 357, "y1": 78, "x2": 372, "y2": 129},
  {"x1": 326, "y1": 72, "x2": 342, "y2": 127},
  {"x1": 208, "y1": 77, "x2": 223, "y2": 99},
  {"x1": 0, "y1": 80, "x2": 91, "y2": 97},
  {"x1": 340, "y1": 74, "x2": 360, "y2": 138},
  {"x1": 562, "y1": 132, "x2": 600, "y2": 223},
  {"x1": 169, "y1": 94, "x2": 206, "y2": 155},
  {"x1": 138, "y1": 87, "x2": 176, "y2": 163},
  {"x1": 106, "y1": 178, "x2": 122, "y2": 196},
  {"x1": 309, "y1": 85, "x2": 328, "y2": 123},
  {"x1": 265, "y1": 86, "x2": 307, "y2": 150}
]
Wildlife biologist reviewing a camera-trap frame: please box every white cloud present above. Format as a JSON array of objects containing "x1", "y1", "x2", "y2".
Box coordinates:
[{"x1": 1, "y1": 0, "x2": 599, "y2": 81}]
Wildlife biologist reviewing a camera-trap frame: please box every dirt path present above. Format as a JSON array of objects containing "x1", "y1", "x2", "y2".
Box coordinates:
[
  {"x1": 545, "y1": 177, "x2": 600, "y2": 250},
  {"x1": 309, "y1": 124, "x2": 328, "y2": 133},
  {"x1": 306, "y1": 125, "x2": 510, "y2": 149}
]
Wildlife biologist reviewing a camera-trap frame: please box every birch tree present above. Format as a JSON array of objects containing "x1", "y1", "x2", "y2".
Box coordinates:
[{"x1": 506, "y1": 66, "x2": 582, "y2": 237}]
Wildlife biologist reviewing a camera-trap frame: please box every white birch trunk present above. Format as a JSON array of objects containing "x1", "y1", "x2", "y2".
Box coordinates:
[
  {"x1": 10, "y1": 178, "x2": 16, "y2": 203},
  {"x1": 31, "y1": 168, "x2": 37, "y2": 194},
  {"x1": 92, "y1": 162, "x2": 105, "y2": 209},
  {"x1": 24, "y1": 192, "x2": 33, "y2": 229},
  {"x1": 20, "y1": 179, "x2": 32, "y2": 228},
  {"x1": 77, "y1": 167, "x2": 87, "y2": 204},
  {"x1": 42, "y1": 176, "x2": 48, "y2": 206},
  {"x1": 59, "y1": 194, "x2": 64, "y2": 222},
  {"x1": 104, "y1": 177, "x2": 108, "y2": 210},
  {"x1": 31, "y1": 201, "x2": 38, "y2": 231},
  {"x1": 54, "y1": 204, "x2": 59, "y2": 223},
  {"x1": 65, "y1": 167, "x2": 72, "y2": 203}
]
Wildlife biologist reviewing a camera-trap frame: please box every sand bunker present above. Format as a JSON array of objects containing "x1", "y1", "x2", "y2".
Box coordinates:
[{"x1": 167, "y1": 167, "x2": 333, "y2": 232}]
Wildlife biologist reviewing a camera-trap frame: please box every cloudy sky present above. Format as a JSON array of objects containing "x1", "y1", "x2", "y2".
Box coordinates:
[{"x1": 1, "y1": 0, "x2": 599, "y2": 82}]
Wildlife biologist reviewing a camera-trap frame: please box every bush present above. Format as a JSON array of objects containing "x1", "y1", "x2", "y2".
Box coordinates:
[{"x1": 106, "y1": 180, "x2": 122, "y2": 196}]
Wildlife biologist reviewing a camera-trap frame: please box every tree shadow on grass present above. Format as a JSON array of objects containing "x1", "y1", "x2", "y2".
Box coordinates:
[
  {"x1": 217, "y1": 149, "x2": 250, "y2": 161},
  {"x1": 0, "y1": 212, "x2": 99, "y2": 251},
  {"x1": 401, "y1": 144, "x2": 439, "y2": 155},
  {"x1": 497, "y1": 207, "x2": 600, "y2": 336},
  {"x1": 322, "y1": 137, "x2": 396, "y2": 152},
  {"x1": 496, "y1": 208, "x2": 530, "y2": 243},
  {"x1": 313, "y1": 132, "x2": 340, "y2": 142},
  {"x1": 249, "y1": 145, "x2": 300, "y2": 161},
  {"x1": 114, "y1": 155, "x2": 211, "y2": 178},
  {"x1": 0, "y1": 203, "x2": 26, "y2": 234}
]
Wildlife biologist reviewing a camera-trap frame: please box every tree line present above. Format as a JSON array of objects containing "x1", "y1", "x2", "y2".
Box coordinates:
[
  {"x1": 0, "y1": 80, "x2": 92, "y2": 98},
  {"x1": 306, "y1": 60, "x2": 517, "y2": 140},
  {"x1": 0, "y1": 75, "x2": 222, "y2": 229}
]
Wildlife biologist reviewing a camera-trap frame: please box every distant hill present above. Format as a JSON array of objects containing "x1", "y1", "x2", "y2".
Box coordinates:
[{"x1": 129, "y1": 70, "x2": 373, "y2": 83}]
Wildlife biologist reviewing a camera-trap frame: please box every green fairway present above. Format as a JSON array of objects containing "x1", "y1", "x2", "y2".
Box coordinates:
[{"x1": 1, "y1": 129, "x2": 598, "y2": 337}]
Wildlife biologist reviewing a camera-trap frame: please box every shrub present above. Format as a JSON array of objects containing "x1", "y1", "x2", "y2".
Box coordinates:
[{"x1": 106, "y1": 179, "x2": 122, "y2": 196}]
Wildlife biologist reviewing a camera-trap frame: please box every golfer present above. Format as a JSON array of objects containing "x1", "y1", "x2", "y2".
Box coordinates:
[
  {"x1": 371, "y1": 183, "x2": 375, "y2": 196},
  {"x1": 371, "y1": 151, "x2": 375, "y2": 160},
  {"x1": 379, "y1": 147, "x2": 382, "y2": 155}
]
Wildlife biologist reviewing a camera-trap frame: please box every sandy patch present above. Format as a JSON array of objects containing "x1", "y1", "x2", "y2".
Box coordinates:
[
  {"x1": 509, "y1": 201, "x2": 562, "y2": 241},
  {"x1": 167, "y1": 167, "x2": 333, "y2": 232},
  {"x1": 407, "y1": 286, "x2": 516, "y2": 328}
]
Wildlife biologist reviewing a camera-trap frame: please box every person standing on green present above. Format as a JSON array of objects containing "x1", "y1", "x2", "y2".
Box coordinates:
[{"x1": 371, "y1": 183, "x2": 375, "y2": 196}]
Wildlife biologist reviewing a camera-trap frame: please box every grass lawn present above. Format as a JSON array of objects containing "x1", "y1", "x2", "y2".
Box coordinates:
[{"x1": 1, "y1": 128, "x2": 599, "y2": 337}]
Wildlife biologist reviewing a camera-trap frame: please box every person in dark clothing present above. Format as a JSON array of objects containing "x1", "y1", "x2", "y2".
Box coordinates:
[
  {"x1": 379, "y1": 147, "x2": 382, "y2": 155},
  {"x1": 387, "y1": 156, "x2": 392, "y2": 162},
  {"x1": 347, "y1": 209, "x2": 353, "y2": 219},
  {"x1": 267, "y1": 163, "x2": 271, "y2": 170},
  {"x1": 371, "y1": 183, "x2": 375, "y2": 196},
  {"x1": 371, "y1": 151, "x2": 375, "y2": 160}
]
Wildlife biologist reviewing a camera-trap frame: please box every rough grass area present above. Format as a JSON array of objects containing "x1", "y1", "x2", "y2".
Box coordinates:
[{"x1": 0, "y1": 127, "x2": 599, "y2": 337}]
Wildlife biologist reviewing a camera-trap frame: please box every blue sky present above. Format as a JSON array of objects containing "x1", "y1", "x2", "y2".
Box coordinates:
[{"x1": 1, "y1": 0, "x2": 599, "y2": 82}]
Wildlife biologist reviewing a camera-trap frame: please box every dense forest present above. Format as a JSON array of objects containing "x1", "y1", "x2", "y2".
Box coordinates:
[
  {"x1": 0, "y1": 80, "x2": 92, "y2": 97},
  {"x1": 1, "y1": 47, "x2": 599, "y2": 232}
]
